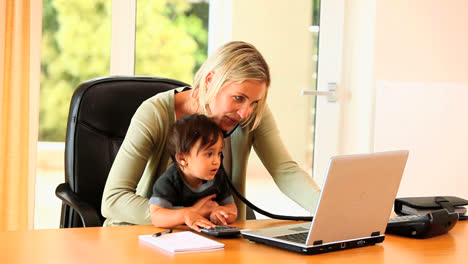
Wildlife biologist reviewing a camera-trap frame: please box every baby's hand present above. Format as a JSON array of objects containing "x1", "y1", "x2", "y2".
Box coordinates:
[
  {"x1": 184, "y1": 210, "x2": 215, "y2": 232},
  {"x1": 209, "y1": 207, "x2": 237, "y2": 226},
  {"x1": 192, "y1": 194, "x2": 219, "y2": 217}
]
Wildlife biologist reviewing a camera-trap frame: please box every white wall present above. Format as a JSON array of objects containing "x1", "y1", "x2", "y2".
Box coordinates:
[
  {"x1": 339, "y1": 0, "x2": 376, "y2": 154},
  {"x1": 341, "y1": 0, "x2": 468, "y2": 198},
  {"x1": 374, "y1": 82, "x2": 468, "y2": 198}
]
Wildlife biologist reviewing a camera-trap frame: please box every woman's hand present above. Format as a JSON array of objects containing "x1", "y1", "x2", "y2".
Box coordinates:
[
  {"x1": 184, "y1": 210, "x2": 216, "y2": 232},
  {"x1": 192, "y1": 194, "x2": 219, "y2": 217}
]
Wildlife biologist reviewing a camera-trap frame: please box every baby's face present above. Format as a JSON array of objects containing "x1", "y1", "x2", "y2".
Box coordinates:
[{"x1": 183, "y1": 137, "x2": 223, "y2": 182}]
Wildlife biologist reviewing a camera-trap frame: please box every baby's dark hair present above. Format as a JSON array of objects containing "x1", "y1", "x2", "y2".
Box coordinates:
[{"x1": 166, "y1": 114, "x2": 223, "y2": 163}]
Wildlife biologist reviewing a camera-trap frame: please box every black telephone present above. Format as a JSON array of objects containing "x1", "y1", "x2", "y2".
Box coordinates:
[{"x1": 385, "y1": 209, "x2": 459, "y2": 238}]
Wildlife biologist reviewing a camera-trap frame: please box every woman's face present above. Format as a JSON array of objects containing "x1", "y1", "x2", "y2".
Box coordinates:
[{"x1": 208, "y1": 80, "x2": 267, "y2": 131}]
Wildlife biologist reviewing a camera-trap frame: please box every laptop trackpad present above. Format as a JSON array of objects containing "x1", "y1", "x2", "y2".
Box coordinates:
[
  {"x1": 244, "y1": 222, "x2": 311, "y2": 237},
  {"x1": 289, "y1": 226, "x2": 309, "y2": 232}
]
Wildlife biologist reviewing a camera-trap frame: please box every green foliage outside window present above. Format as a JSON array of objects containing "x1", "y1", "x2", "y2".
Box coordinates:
[{"x1": 40, "y1": 0, "x2": 208, "y2": 141}]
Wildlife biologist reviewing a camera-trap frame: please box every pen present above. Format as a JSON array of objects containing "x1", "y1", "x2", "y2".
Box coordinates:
[{"x1": 152, "y1": 229, "x2": 173, "y2": 237}]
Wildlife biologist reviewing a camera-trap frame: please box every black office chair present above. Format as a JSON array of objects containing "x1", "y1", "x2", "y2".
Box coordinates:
[
  {"x1": 55, "y1": 75, "x2": 256, "y2": 228},
  {"x1": 55, "y1": 76, "x2": 189, "y2": 228}
]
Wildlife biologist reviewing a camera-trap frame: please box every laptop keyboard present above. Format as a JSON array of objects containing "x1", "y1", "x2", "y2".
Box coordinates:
[{"x1": 274, "y1": 232, "x2": 309, "y2": 243}]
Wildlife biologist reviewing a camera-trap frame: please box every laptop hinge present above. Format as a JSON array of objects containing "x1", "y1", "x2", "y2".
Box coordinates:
[
  {"x1": 371, "y1": 231, "x2": 381, "y2": 237},
  {"x1": 313, "y1": 240, "x2": 323, "y2": 245}
]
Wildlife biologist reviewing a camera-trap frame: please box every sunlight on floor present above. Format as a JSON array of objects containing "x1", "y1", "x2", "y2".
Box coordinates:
[
  {"x1": 246, "y1": 164, "x2": 311, "y2": 220},
  {"x1": 35, "y1": 169, "x2": 62, "y2": 229},
  {"x1": 35, "y1": 142, "x2": 63, "y2": 229}
]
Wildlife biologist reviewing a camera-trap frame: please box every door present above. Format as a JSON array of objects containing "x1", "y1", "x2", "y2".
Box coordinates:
[
  {"x1": 310, "y1": 0, "x2": 344, "y2": 187},
  {"x1": 210, "y1": 0, "x2": 344, "y2": 216}
]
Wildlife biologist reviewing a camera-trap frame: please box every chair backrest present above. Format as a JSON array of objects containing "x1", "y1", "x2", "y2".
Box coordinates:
[{"x1": 61, "y1": 76, "x2": 189, "y2": 228}]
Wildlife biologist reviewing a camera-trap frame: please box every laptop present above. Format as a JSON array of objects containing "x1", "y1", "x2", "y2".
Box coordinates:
[{"x1": 241, "y1": 150, "x2": 409, "y2": 254}]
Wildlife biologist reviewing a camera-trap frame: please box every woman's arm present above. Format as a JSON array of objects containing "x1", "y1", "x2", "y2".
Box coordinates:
[
  {"x1": 252, "y1": 105, "x2": 321, "y2": 213},
  {"x1": 101, "y1": 98, "x2": 171, "y2": 225}
]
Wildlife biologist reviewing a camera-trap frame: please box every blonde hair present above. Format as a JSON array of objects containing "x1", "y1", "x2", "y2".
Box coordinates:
[{"x1": 192, "y1": 41, "x2": 270, "y2": 130}]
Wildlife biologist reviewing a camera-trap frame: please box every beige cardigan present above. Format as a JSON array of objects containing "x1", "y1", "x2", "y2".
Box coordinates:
[{"x1": 101, "y1": 88, "x2": 321, "y2": 226}]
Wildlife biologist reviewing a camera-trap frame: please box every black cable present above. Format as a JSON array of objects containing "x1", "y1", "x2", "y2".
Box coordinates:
[
  {"x1": 222, "y1": 165, "x2": 313, "y2": 221},
  {"x1": 222, "y1": 123, "x2": 239, "y2": 138}
]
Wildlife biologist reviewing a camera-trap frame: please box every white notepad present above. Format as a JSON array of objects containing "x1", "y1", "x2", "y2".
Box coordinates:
[{"x1": 139, "y1": 231, "x2": 224, "y2": 253}]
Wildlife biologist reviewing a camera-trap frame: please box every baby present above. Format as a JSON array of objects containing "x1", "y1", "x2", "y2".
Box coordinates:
[{"x1": 149, "y1": 114, "x2": 237, "y2": 231}]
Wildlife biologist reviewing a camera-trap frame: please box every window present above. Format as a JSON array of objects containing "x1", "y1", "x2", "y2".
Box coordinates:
[
  {"x1": 37, "y1": 0, "x2": 210, "y2": 229},
  {"x1": 38, "y1": 0, "x2": 112, "y2": 229},
  {"x1": 135, "y1": 0, "x2": 209, "y2": 83}
]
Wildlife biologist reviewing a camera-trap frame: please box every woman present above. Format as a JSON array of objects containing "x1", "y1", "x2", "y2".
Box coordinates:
[{"x1": 101, "y1": 41, "x2": 321, "y2": 226}]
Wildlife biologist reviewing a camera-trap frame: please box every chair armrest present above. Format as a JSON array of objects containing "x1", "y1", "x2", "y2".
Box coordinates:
[{"x1": 55, "y1": 183, "x2": 102, "y2": 227}]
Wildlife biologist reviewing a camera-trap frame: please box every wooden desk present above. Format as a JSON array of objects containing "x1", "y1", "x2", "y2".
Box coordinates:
[{"x1": 1, "y1": 219, "x2": 466, "y2": 264}]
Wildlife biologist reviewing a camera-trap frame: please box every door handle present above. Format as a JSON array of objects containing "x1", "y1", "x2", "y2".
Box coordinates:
[{"x1": 300, "y1": 83, "x2": 337, "y2": 103}]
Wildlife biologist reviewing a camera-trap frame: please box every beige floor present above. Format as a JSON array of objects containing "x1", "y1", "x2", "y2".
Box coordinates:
[
  {"x1": 245, "y1": 164, "x2": 311, "y2": 219},
  {"x1": 35, "y1": 142, "x2": 64, "y2": 229},
  {"x1": 34, "y1": 169, "x2": 63, "y2": 229},
  {"x1": 34, "y1": 169, "x2": 310, "y2": 229}
]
